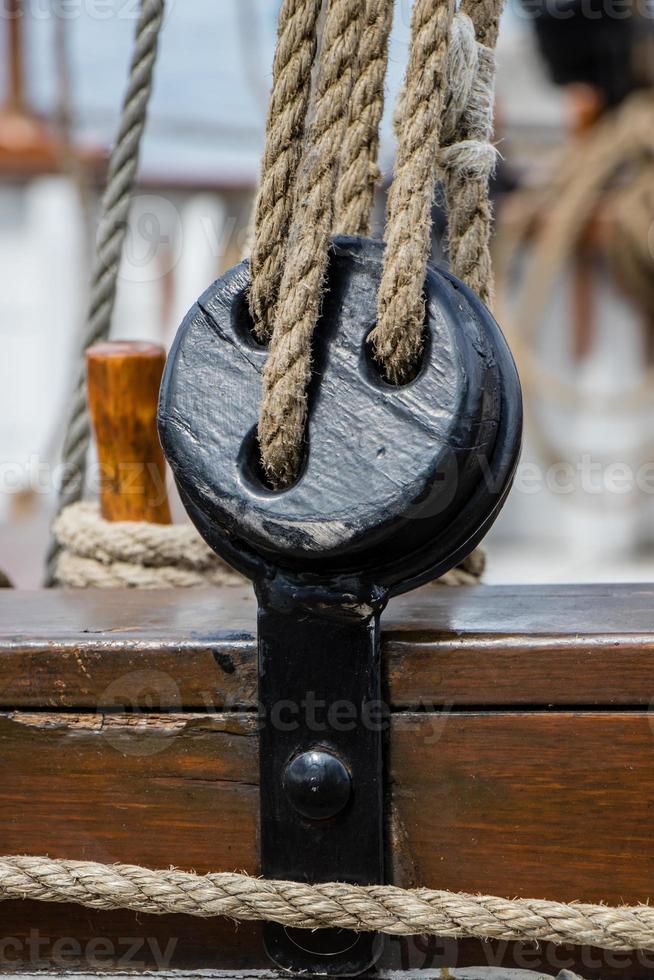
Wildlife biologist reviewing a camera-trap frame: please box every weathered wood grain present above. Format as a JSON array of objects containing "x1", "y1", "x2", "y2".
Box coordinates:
[
  {"x1": 2, "y1": 710, "x2": 654, "y2": 903},
  {"x1": 86, "y1": 341, "x2": 172, "y2": 524},
  {"x1": 2, "y1": 709, "x2": 654, "y2": 975},
  {"x1": 3, "y1": 585, "x2": 654, "y2": 975},
  {"x1": 1, "y1": 586, "x2": 654, "y2": 708}
]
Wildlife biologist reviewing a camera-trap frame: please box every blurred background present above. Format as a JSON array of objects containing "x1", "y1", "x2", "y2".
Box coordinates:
[{"x1": 2, "y1": 0, "x2": 654, "y2": 587}]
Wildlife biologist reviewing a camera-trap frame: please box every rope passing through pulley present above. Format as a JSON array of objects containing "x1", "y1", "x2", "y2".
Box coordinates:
[
  {"x1": 13, "y1": 0, "x2": 632, "y2": 970},
  {"x1": 249, "y1": 0, "x2": 503, "y2": 488},
  {"x1": 157, "y1": 0, "x2": 521, "y2": 972},
  {"x1": 42, "y1": 2, "x2": 520, "y2": 972},
  {"x1": 23, "y1": 0, "x2": 653, "y2": 969},
  {"x1": 47, "y1": 0, "x2": 505, "y2": 587}
]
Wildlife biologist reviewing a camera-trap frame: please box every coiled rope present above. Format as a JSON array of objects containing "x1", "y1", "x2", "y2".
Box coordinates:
[
  {"x1": 53, "y1": 502, "x2": 485, "y2": 588},
  {"x1": 499, "y1": 90, "x2": 654, "y2": 388},
  {"x1": 2, "y1": 855, "x2": 654, "y2": 953},
  {"x1": 45, "y1": 0, "x2": 165, "y2": 585}
]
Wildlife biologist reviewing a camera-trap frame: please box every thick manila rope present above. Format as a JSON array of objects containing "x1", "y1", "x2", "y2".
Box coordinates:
[
  {"x1": 252, "y1": 0, "x2": 503, "y2": 486},
  {"x1": 1, "y1": 855, "x2": 654, "y2": 953},
  {"x1": 52, "y1": 502, "x2": 484, "y2": 587},
  {"x1": 333, "y1": 0, "x2": 395, "y2": 237},
  {"x1": 53, "y1": 502, "x2": 241, "y2": 588},
  {"x1": 440, "y1": 8, "x2": 501, "y2": 308},
  {"x1": 44, "y1": 0, "x2": 165, "y2": 586},
  {"x1": 49, "y1": 0, "x2": 497, "y2": 584},
  {"x1": 248, "y1": 0, "x2": 324, "y2": 342},
  {"x1": 368, "y1": 0, "x2": 456, "y2": 384},
  {"x1": 255, "y1": 0, "x2": 373, "y2": 489},
  {"x1": 249, "y1": 0, "x2": 393, "y2": 341},
  {"x1": 371, "y1": 0, "x2": 502, "y2": 381}
]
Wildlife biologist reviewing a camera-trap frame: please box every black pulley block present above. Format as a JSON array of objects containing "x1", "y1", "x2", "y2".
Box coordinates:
[
  {"x1": 158, "y1": 235, "x2": 522, "y2": 977},
  {"x1": 159, "y1": 235, "x2": 521, "y2": 597}
]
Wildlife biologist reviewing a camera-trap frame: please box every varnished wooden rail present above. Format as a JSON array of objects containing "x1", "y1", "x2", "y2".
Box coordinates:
[{"x1": 0, "y1": 584, "x2": 653, "y2": 976}]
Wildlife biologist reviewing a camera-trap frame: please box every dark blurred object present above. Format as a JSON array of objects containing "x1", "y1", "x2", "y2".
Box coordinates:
[{"x1": 524, "y1": 0, "x2": 654, "y2": 107}]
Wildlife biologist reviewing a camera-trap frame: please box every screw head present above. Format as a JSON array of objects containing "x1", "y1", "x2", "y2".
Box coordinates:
[{"x1": 284, "y1": 749, "x2": 352, "y2": 820}]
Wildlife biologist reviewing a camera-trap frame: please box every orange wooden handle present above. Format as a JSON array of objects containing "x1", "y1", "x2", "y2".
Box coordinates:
[{"x1": 86, "y1": 341, "x2": 172, "y2": 524}]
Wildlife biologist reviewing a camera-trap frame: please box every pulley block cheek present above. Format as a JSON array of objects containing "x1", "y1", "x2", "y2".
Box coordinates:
[{"x1": 158, "y1": 234, "x2": 522, "y2": 976}]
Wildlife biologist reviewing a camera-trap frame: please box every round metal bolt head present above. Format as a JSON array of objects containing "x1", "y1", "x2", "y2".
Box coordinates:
[{"x1": 284, "y1": 749, "x2": 352, "y2": 820}]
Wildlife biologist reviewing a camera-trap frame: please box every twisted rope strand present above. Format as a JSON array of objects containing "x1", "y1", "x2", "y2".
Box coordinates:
[
  {"x1": 370, "y1": 0, "x2": 455, "y2": 383},
  {"x1": 1, "y1": 856, "x2": 654, "y2": 952},
  {"x1": 53, "y1": 502, "x2": 484, "y2": 587},
  {"x1": 461, "y1": 0, "x2": 503, "y2": 48},
  {"x1": 333, "y1": 0, "x2": 394, "y2": 237},
  {"x1": 253, "y1": 0, "x2": 502, "y2": 472},
  {"x1": 248, "y1": 0, "x2": 323, "y2": 342},
  {"x1": 442, "y1": 0, "x2": 505, "y2": 307},
  {"x1": 52, "y1": 502, "x2": 242, "y2": 588},
  {"x1": 257, "y1": 0, "x2": 367, "y2": 487},
  {"x1": 56, "y1": 553, "x2": 238, "y2": 589},
  {"x1": 44, "y1": 0, "x2": 165, "y2": 586}
]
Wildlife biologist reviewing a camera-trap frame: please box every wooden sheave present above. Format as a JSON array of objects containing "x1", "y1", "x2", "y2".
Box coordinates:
[{"x1": 1, "y1": 586, "x2": 654, "y2": 977}]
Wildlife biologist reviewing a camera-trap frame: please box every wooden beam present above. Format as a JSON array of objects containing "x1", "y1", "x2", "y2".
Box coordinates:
[
  {"x1": 1, "y1": 585, "x2": 653, "y2": 708},
  {"x1": 2, "y1": 585, "x2": 654, "y2": 976}
]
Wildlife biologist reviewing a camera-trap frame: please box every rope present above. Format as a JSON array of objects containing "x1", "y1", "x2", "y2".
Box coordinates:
[
  {"x1": 369, "y1": 0, "x2": 455, "y2": 383},
  {"x1": 44, "y1": 0, "x2": 165, "y2": 586},
  {"x1": 248, "y1": 0, "x2": 323, "y2": 343},
  {"x1": 461, "y1": 0, "x2": 503, "y2": 48},
  {"x1": 333, "y1": 0, "x2": 394, "y2": 237},
  {"x1": 441, "y1": 12, "x2": 500, "y2": 308},
  {"x1": 1, "y1": 855, "x2": 653, "y2": 953},
  {"x1": 371, "y1": 0, "x2": 501, "y2": 380},
  {"x1": 52, "y1": 503, "x2": 241, "y2": 589},
  {"x1": 256, "y1": 0, "x2": 369, "y2": 488},
  {"x1": 604, "y1": 164, "x2": 654, "y2": 321},
  {"x1": 45, "y1": 0, "x2": 501, "y2": 565},
  {"x1": 52, "y1": 502, "x2": 484, "y2": 588},
  {"x1": 495, "y1": 91, "x2": 654, "y2": 412},
  {"x1": 253, "y1": 0, "x2": 503, "y2": 485}
]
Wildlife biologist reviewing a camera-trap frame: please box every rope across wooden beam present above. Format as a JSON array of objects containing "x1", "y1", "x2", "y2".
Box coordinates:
[{"x1": 2, "y1": 856, "x2": 654, "y2": 953}]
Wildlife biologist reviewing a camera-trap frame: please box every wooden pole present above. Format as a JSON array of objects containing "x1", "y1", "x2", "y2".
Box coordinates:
[
  {"x1": 6, "y1": 0, "x2": 24, "y2": 112},
  {"x1": 86, "y1": 341, "x2": 172, "y2": 524}
]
